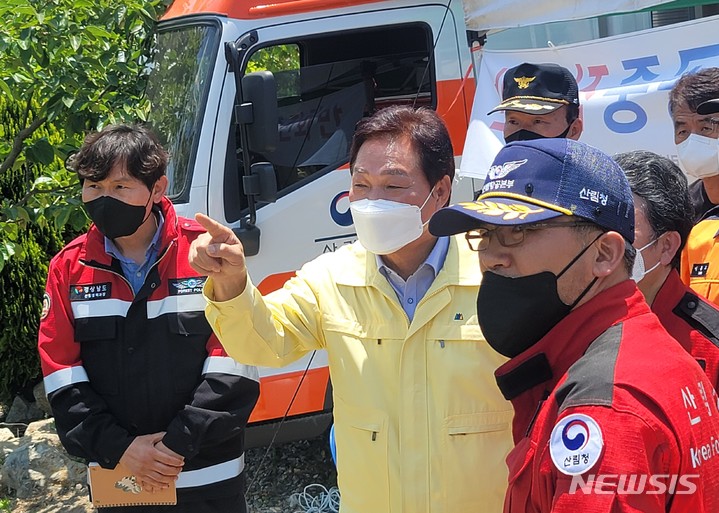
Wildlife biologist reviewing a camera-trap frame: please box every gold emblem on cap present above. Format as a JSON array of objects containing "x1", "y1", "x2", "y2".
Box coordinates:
[
  {"x1": 522, "y1": 103, "x2": 553, "y2": 111},
  {"x1": 514, "y1": 76, "x2": 536, "y2": 89},
  {"x1": 501, "y1": 99, "x2": 553, "y2": 111},
  {"x1": 461, "y1": 200, "x2": 544, "y2": 220}
]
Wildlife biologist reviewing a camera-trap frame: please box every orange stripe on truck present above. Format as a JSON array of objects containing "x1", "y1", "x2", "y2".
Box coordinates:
[
  {"x1": 249, "y1": 366, "x2": 330, "y2": 422},
  {"x1": 257, "y1": 271, "x2": 296, "y2": 294},
  {"x1": 163, "y1": 0, "x2": 387, "y2": 20},
  {"x1": 437, "y1": 76, "x2": 475, "y2": 155}
]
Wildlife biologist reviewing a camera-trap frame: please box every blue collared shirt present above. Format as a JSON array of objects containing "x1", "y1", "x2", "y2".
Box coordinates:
[
  {"x1": 105, "y1": 212, "x2": 164, "y2": 295},
  {"x1": 377, "y1": 236, "x2": 450, "y2": 321}
]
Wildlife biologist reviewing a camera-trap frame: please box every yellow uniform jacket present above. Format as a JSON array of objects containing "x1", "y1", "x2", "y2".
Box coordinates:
[
  {"x1": 205, "y1": 237, "x2": 513, "y2": 513},
  {"x1": 681, "y1": 216, "x2": 719, "y2": 306}
]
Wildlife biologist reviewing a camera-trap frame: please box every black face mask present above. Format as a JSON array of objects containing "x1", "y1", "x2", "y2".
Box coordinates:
[
  {"x1": 477, "y1": 233, "x2": 601, "y2": 358},
  {"x1": 504, "y1": 124, "x2": 572, "y2": 144},
  {"x1": 84, "y1": 192, "x2": 153, "y2": 240}
]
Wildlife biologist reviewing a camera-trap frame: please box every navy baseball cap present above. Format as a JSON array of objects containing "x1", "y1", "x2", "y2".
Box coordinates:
[
  {"x1": 429, "y1": 138, "x2": 635, "y2": 242},
  {"x1": 488, "y1": 62, "x2": 580, "y2": 115}
]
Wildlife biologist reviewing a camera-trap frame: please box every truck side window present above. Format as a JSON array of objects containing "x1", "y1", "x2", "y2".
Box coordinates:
[
  {"x1": 224, "y1": 23, "x2": 433, "y2": 221},
  {"x1": 146, "y1": 23, "x2": 219, "y2": 202}
]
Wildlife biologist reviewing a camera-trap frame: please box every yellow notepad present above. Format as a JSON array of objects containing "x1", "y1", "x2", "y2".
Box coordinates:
[{"x1": 88, "y1": 462, "x2": 177, "y2": 507}]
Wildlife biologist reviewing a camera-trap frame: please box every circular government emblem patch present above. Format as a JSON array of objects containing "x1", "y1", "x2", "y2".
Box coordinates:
[
  {"x1": 41, "y1": 292, "x2": 51, "y2": 320},
  {"x1": 549, "y1": 413, "x2": 603, "y2": 476}
]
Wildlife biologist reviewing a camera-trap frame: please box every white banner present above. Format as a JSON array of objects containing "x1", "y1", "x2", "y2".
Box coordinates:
[
  {"x1": 460, "y1": 15, "x2": 719, "y2": 179},
  {"x1": 463, "y1": 0, "x2": 672, "y2": 31}
]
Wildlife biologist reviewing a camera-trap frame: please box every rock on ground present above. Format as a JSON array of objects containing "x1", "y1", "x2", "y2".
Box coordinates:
[{"x1": 1, "y1": 418, "x2": 337, "y2": 513}]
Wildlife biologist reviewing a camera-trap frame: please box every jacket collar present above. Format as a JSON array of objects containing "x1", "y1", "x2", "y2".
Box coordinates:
[
  {"x1": 334, "y1": 235, "x2": 480, "y2": 336},
  {"x1": 494, "y1": 280, "x2": 647, "y2": 441},
  {"x1": 652, "y1": 269, "x2": 688, "y2": 318},
  {"x1": 335, "y1": 235, "x2": 481, "y2": 289},
  {"x1": 80, "y1": 196, "x2": 178, "y2": 265}
]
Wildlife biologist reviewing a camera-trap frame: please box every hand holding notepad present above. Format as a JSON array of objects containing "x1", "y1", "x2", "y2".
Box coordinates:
[
  {"x1": 88, "y1": 433, "x2": 184, "y2": 507},
  {"x1": 88, "y1": 462, "x2": 177, "y2": 507}
]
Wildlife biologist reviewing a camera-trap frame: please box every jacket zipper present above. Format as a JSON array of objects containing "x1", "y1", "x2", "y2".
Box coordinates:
[
  {"x1": 80, "y1": 240, "x2": 176, "y2": 297},
  {"x1": 525, "y1": 390, "x2": 550, "y2": 438}
]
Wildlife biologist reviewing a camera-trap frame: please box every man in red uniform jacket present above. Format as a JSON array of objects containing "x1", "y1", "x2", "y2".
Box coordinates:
[
  {"x1": 430, "y1": 138, "x2": 719, "y2": 512},
  {"x1": 37, "y1": 124, "x2": 259, "y2": 512},
  {"x1": 614, "y1": 150, "x2": 719, "y2": 388}
]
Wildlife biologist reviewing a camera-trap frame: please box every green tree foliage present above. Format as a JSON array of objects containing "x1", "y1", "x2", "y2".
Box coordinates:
[
  {"x1": 247, "y1": 44, "x2": 300, "y2": 98},
  {"x1": 0, "y1": 98, "x2": 67, "y2": 401},
  {"x1": 0, "y1": 215, "x2": 64, "y2": 401},
  {"x1": 0, "y1": 0, "x2": 170, "y2": 399},
  {"x1": 0, "y1": 0, "x2": 170, "y2": 270}
]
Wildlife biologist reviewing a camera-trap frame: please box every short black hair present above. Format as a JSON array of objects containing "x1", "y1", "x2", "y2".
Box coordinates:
[
  {"x1": 68, "y1": 124, "x2": 168, "y2": 190},
  {"x1": 669, "y1": 67, "x2": 719, "y2": 115},
  {"x1": 349, "y1": 106, "x2": 455, "y2": 204},
  {"x1": 566, "y1": 104, "x2": 580, "y2": 125},
  {"x1": 576, "y1": 223, "x2": 635, "y2": 277},
  {"x1": 613, "y1": 150, "x2": 694, "y2": 269}
]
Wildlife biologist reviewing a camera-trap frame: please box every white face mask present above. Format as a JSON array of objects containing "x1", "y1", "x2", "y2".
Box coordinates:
[
  {"x1": 631, "y1": 238, "x2": 661, "y2": 283},
  {"x1": 676, "y1": 133, "x2": 719, "y2": 179},
  {"x1": 350, "y1": 188, "x2": 435, "y2": 255}
]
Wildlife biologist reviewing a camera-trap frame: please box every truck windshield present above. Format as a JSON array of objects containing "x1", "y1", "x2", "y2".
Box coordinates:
[{"x1": 145, "y1": 22, "x2": 219, "y2": 200}]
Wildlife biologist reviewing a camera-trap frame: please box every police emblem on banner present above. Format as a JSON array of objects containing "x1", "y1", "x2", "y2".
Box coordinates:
[{"x1": 549, "y1": 413, "x2": 604, "y2": 475}]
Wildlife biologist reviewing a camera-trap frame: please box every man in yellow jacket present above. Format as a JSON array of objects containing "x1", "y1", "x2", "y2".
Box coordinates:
[{"x1": 189, "y1": 106, "x2": 513, "y2": 512}]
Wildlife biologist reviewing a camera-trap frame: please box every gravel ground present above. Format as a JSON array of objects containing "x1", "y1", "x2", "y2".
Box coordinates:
[
  {"x1": 246, "y1": 434, "x2": 339, "y2": 513},
  {"x1": 4, "y1": 434, "x2": 338, "y2": 513}
]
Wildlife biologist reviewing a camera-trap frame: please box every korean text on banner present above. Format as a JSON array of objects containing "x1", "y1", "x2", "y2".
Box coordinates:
[{"x1": 460, "y1": 15, "x2": 719, "y2": 179}]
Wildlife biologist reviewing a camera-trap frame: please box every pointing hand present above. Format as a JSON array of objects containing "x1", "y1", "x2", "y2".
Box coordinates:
[{"x1": 189, "y1": 214, "x2": 248, "y2": 300}]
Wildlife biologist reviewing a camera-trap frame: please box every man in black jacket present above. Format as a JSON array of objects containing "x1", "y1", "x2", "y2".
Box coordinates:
[{"x1": 38, "y1": 124, "x2": 259, "y2": 512}]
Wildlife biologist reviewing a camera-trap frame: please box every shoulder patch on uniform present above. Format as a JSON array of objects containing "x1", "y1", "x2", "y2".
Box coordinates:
[
  {"x1": 691, "y1": 263, "x2": 710, "y2": 277},
  {"x1": 674, "y1": 292, "x2": 719, "y2": 347},
  {"x1": 555, "y1": 324, "x2": 621, "y2": 411},
  {"x1": 41, "y1": 293, "x2": 51, "y2": 320},
  {"x1": 550, "y1": 413, "x2": 604, "y2": 476}
]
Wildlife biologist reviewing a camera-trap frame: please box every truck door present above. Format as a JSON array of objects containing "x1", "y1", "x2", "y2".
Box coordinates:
[{"x1": 215, "y1": 4, "x2": 470, "y2": 440}]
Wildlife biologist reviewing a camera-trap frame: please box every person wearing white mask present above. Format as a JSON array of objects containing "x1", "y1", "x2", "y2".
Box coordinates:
[
  {"x1": 615, "y1": 150, "x2": 719, "y2": 388},
  {"x1": 669, "y1": 67, "x2": 719, "y2": 222},
  {"x1": 188, "y1": 105, "x2": 513, "y2": 513},
  {"x1": 670, "y1": 68, "x2": 719, "y2": 306}
]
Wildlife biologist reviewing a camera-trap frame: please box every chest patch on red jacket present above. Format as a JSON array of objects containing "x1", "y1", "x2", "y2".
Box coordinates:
[
  {"x1": 168, "y1": 277, "x2": 206, "y2": 295},
  {"x1": 69, "y1": 283, "x2": 112, "y2": 301}
]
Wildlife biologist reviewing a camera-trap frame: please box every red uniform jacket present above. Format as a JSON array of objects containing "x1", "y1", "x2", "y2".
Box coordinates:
[
  {"x1": 38, "y1": 198, "x2": 259, "y2": 502},
  {"x1": 495, "y1": 281, "x2": 719, "y2": 512},
  {"x1": 652, "y1": 270, "x2": 719, "y2": 389}
]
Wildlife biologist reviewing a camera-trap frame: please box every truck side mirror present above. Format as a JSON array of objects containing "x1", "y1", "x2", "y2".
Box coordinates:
[
  {"x1": 232, "y1": 221, "x2": 260, "y2": 258},
  {"x1": 234, "y1": 162, "x2": 277, "y2": 257},
  {"x1": 242, "y1": 71, "x2": 278, "y2": 154}
]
